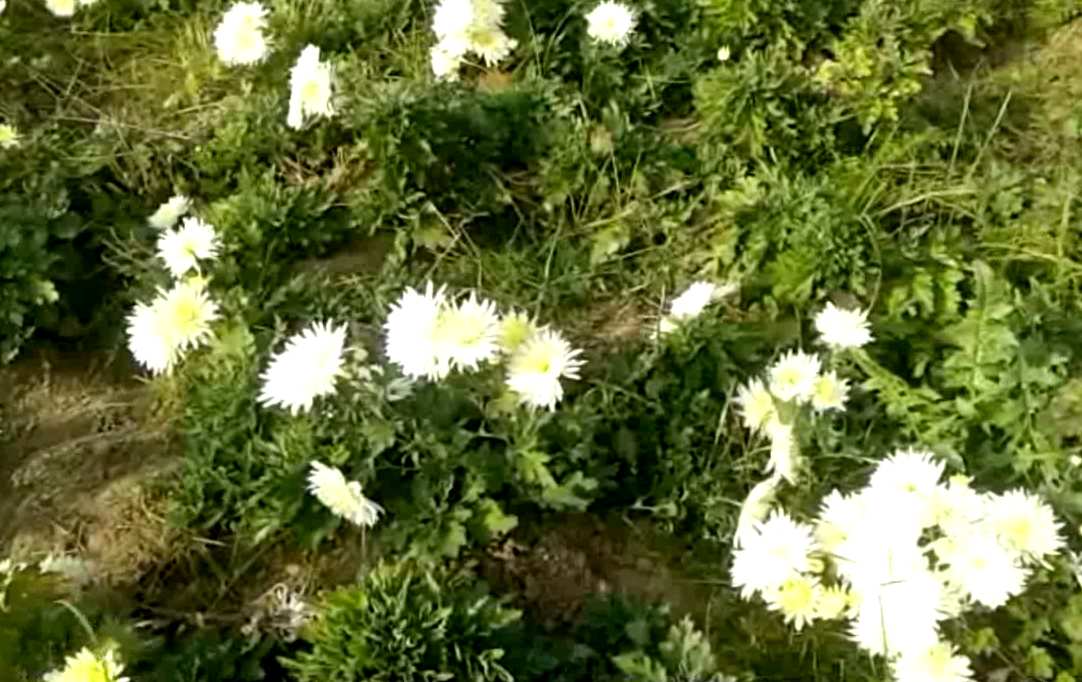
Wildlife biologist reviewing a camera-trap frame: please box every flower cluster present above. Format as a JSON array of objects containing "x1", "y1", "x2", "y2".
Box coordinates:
[
  {"x1": 384, "y1": 282, "x2": 583, "y2": 410},
  {"x1": 44, "y1": 646, "x2": 128, "y2": 682},
  {"x1": 732, "y1": 448, "x2": 1065, "y2": 682},
  {"x1": 656, "y1": 280, "x2": 737, "y2": 335},
  {"x1": 733, "y1": 302, "x2": 871, "y2": 485},
  {"x1": 429, "y1": 0, "x2": 516, "y2": 80},
  {"x1": 213, "y1": 1, "x2": 270, "y2": 66},
  {"x1": 126, "y1": 199, "x2": 222, "y2": 375}
]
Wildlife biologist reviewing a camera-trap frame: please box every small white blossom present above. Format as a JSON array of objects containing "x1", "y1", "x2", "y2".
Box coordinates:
[
  {"x1": 214, "y1": 2, "x2": 270, "y2": 66},
  {"x1": 506, "y1": 328, "x2": 584, "y2": 410},
  {"x1": 156, "y1": 217, "x2": 220, "y2": 279},
  {"x1": 585, "y1": 1, "x2": 636, "y2": 46},
  {"x1": 148, "y1": 194, "x2": 192, "y2": 230},
  {"x1": 767, "y1": 350, "x2": 821, "y2": 403},
  {"x1": 287, "y1": 45, "x2": 334, "y2": 129},
  {"x1": 814, "y1": 302, "x2": 873, "y2": 350},
  {"x1": 307, "y1": 461, "x2": 383, "y2": 527}
]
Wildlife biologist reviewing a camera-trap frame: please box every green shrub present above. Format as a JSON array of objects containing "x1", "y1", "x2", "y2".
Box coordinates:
[{"x1": 284, "y1": 561, "x2": 520, "y2": 682}]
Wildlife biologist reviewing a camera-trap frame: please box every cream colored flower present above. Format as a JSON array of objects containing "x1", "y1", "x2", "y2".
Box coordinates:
[
  {"x1": 287, "y1": 45, "x2": 334, "y2": 129},
  {"x1": 585, "y1": 1, "x2": 636, "y2": 46},
  {"x1": 506, "y1": 328, "x2": 584, "y2": 410},
  {"x1": 307, "y1": 461, "x2": 382, "y2": 527},
  {"x1": 258, "y1": 321, "x2": 347, "y2": 414},
  {"x1": 214, "y1": 2, "x2": 270, "y2": 66}
]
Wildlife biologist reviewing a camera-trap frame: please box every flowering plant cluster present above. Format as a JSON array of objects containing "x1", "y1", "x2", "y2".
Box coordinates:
[
  {"x1": 429, "y1": 0, "x2": 517, "y2": 80},
  {"x1": 733, "y1": 302, "x2": 871, "y2": 490},
  {"x1": 732, "y1": 448, "x2": 1065, "y2": 682}
]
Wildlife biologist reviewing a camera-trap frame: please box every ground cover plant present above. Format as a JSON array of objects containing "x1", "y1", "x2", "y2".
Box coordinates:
[{"x1": 4, "y1": 0, "x2": 1082, "y2": 679}]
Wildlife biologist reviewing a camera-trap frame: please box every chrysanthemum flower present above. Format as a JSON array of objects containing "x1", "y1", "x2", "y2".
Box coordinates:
[
  {"x1": 432, "y1": 0, "x2": 475, "y2": 43},
  {"x1": 668, "y1": 281, "x2": 719, "y2": 320},
  {"x1": 815, "y1": 489, "x2": 865, "y2": 555},
  {"x1": 813, "y1": 584, "x2": 851, "y2": 620},
  {"x1": 734, "y1": 378, "x2": 776, "y2": 433},
  {"x1": 814, "y1": 302, "x2": 873, "y2": 350},
  {"x1": 156, "y1": 217, "x2": 220, "y2": 279},
  {"x1": 468, "y1": 25, "x2": 517, "y2": 66},
  {"x1": 384, "y1": 282, "x2": 449, "y2": 380},
  {"x1": 148, "y1": 194, "x2": 191, "y2": 230},
  {"x1": 506, "y1": 328, "x2": 584, "y2": 410},
  {"x1": 929, "y1": 475, "x2": 986, "y2": 536},
  {"x1": 938, "y1": 529, "x2": 1028, "y2": 608},
  {"x1": 893, "y1": 641, "x2": 974, "y2": 682},
  {"x1": 0, "y1": 124, "x2": 18, "y2": 149},
  {"x1": 986, "y1": 489, "x2": 1064, "y2": 564},
  {"x1": 432, "y1": 293, "x2": 501, "y2": 371},
  {"x1": 811, "y1": 370, "x2": 849, "y2": 411},
  {"x1": 767, "y1": 350, "x2": 821, "y2": 403},
  {"x1": 214, "y1": 2, "x2": 270, "y2": 66},
  {"x1": 157, "y1": 278, "x2": 220, "y2": 351},
  {"x1": 44, "y1": 647, "x2": 129, "y2": 682},
  {"x1": 258, "y1": 321, "x2": 347, "y2": 414},
  {"x1": 869, "y1": 448, "x2": 944, "y2": 503},
  {"x1": 287, "y1": 45, "x2": 334, "y2": 130},
  {"x1": 497, "y1": 310, "x2": 538, "y2": 354},
  {"x1": 307, "y1": 461, "x2": 383, "y2": 527},
  {"x1": 730, "y1": 510, "x2": 817, "y2": 598},
  {"x1": 430, "y1": 44, "x2": 464, "y2": 80},
  {"x1": 45, "y1": 0, "x2": 77, "y2": 17},
  {"x1": 585, "y1": 1, "x2": 636, "y2": 46},
  {"x1": 126, "y1": 299, "x2": 178, "y2": 374},
  {"x1": 848, "y1": 568, "x2": 943, "y2": 657},
  {"x1": 765, "y1": 574, "x2": 820, "y2": 631},
  {"x1": 734, "y1": 476, "x2": 778, "y2": 548}
]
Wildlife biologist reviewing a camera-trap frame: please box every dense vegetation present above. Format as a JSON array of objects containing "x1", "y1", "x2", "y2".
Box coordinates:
[{"x1": 4, "y1": 0, "x2": 1082, "y2": 679}]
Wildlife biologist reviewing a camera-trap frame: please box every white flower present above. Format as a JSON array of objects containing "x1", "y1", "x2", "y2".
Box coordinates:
[
  {"x1": 717, "y1": 45, "x2": 731, "y2": 62},
  {"x1": 157, "y1": 278, "x2": 220, "y2": 352},
  {"x1": 815, "y1": 489, "x2": 865, "y2": 555},
  {"x1": 765, "y1": 419, "x2": 798, "y2": 483},
  {"x1": 764, "y1": 574, "x2": 820, "y2": 631},
  {"x1": 307, "y1": 461, "x2": 383, "y2": 527},
  {"x1": 813, "y1": 584, "x2": 851, "y2": 620},
  {"x1": 287, "y1": 45, "x2": 334, "y2": 130},
  {"x1": 156, "y1": 217, "x2": 220, "y2": 278},
  {"x1": 384, "y1": 282, "x2": 450, "y2": 380},
  {"x1": 497, "y1": 310, "x2": 538, "y2": 354},
  {"x1": 986, "y1": 489, "x2": 1064, "y2": 564},
  {"x1": 870, "y1": 447, "x2": 943, "y2": 494},
  {"x1": 734, "y1": 476, "x2": 778, "y2": 548},
  {"x1": 767, "y1": 350, "x2": 821, "y2": 403},
  {"x1": 668, "y1": 281, "x2": 721, "y2": 320},
  {"x1": 214, "y1": 2, "x2": 270, "y2": 66},
  {"x1": 0, "y1": 1, "x2": 6, "y2": 15},
  {"x1": 734, "y1": 378, "x2": 776, "y2": 433},
  {"x1": 0, "y1": 124, "x2": 18, "y2": 149},
  {"x1": 126, "y1": 279, "x2": 219, "y2": 374},
  {"x1": 44, "y1": 647, "x2": 129, "y2": 682},
  {"x1": 148, "y1": 194, "x2": 191, "y2": 230},
  {"x1": 938, "y1": 529, "x2": 1028, "y2": 608},
  {"x1": 506, "y1": 328, "x2": 584, "y2": 410},
  {"x1": 258, "y1": 321, "x2": 347, "y2": 414},
  {"x1": 430, "y1": 44, "x2": 464, "y2": 80},
  {"x1": 811, "y1": 370, "x2": 849, "y2": 411},
  {"x1": 730, "y1": 510, "x2": 817, "y2": 599},
  {"x1": 468, "y1": 25, "x2": 517, "y2": 66},
  {"x1": 814, "y1": 302, "x2": 873, "y2": 350},
  {"x1": 585, "y1": 1, "x2": 636, "y2": 46},
  {"x1": 848, "y1": 567, "x2": 943, "y2": 657},
  {"x1": 432, "y1": 293, "x2": 501, "y2": 372},
  {"x1": 432, "y1": 0, "x2": 475, "y2": 43},
  {"x1": 893, "y1": 641, "x2": 974, "y2": 682},
  {"x1": 45, "y1": 0, "x2": 77, "y2": 17}
]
